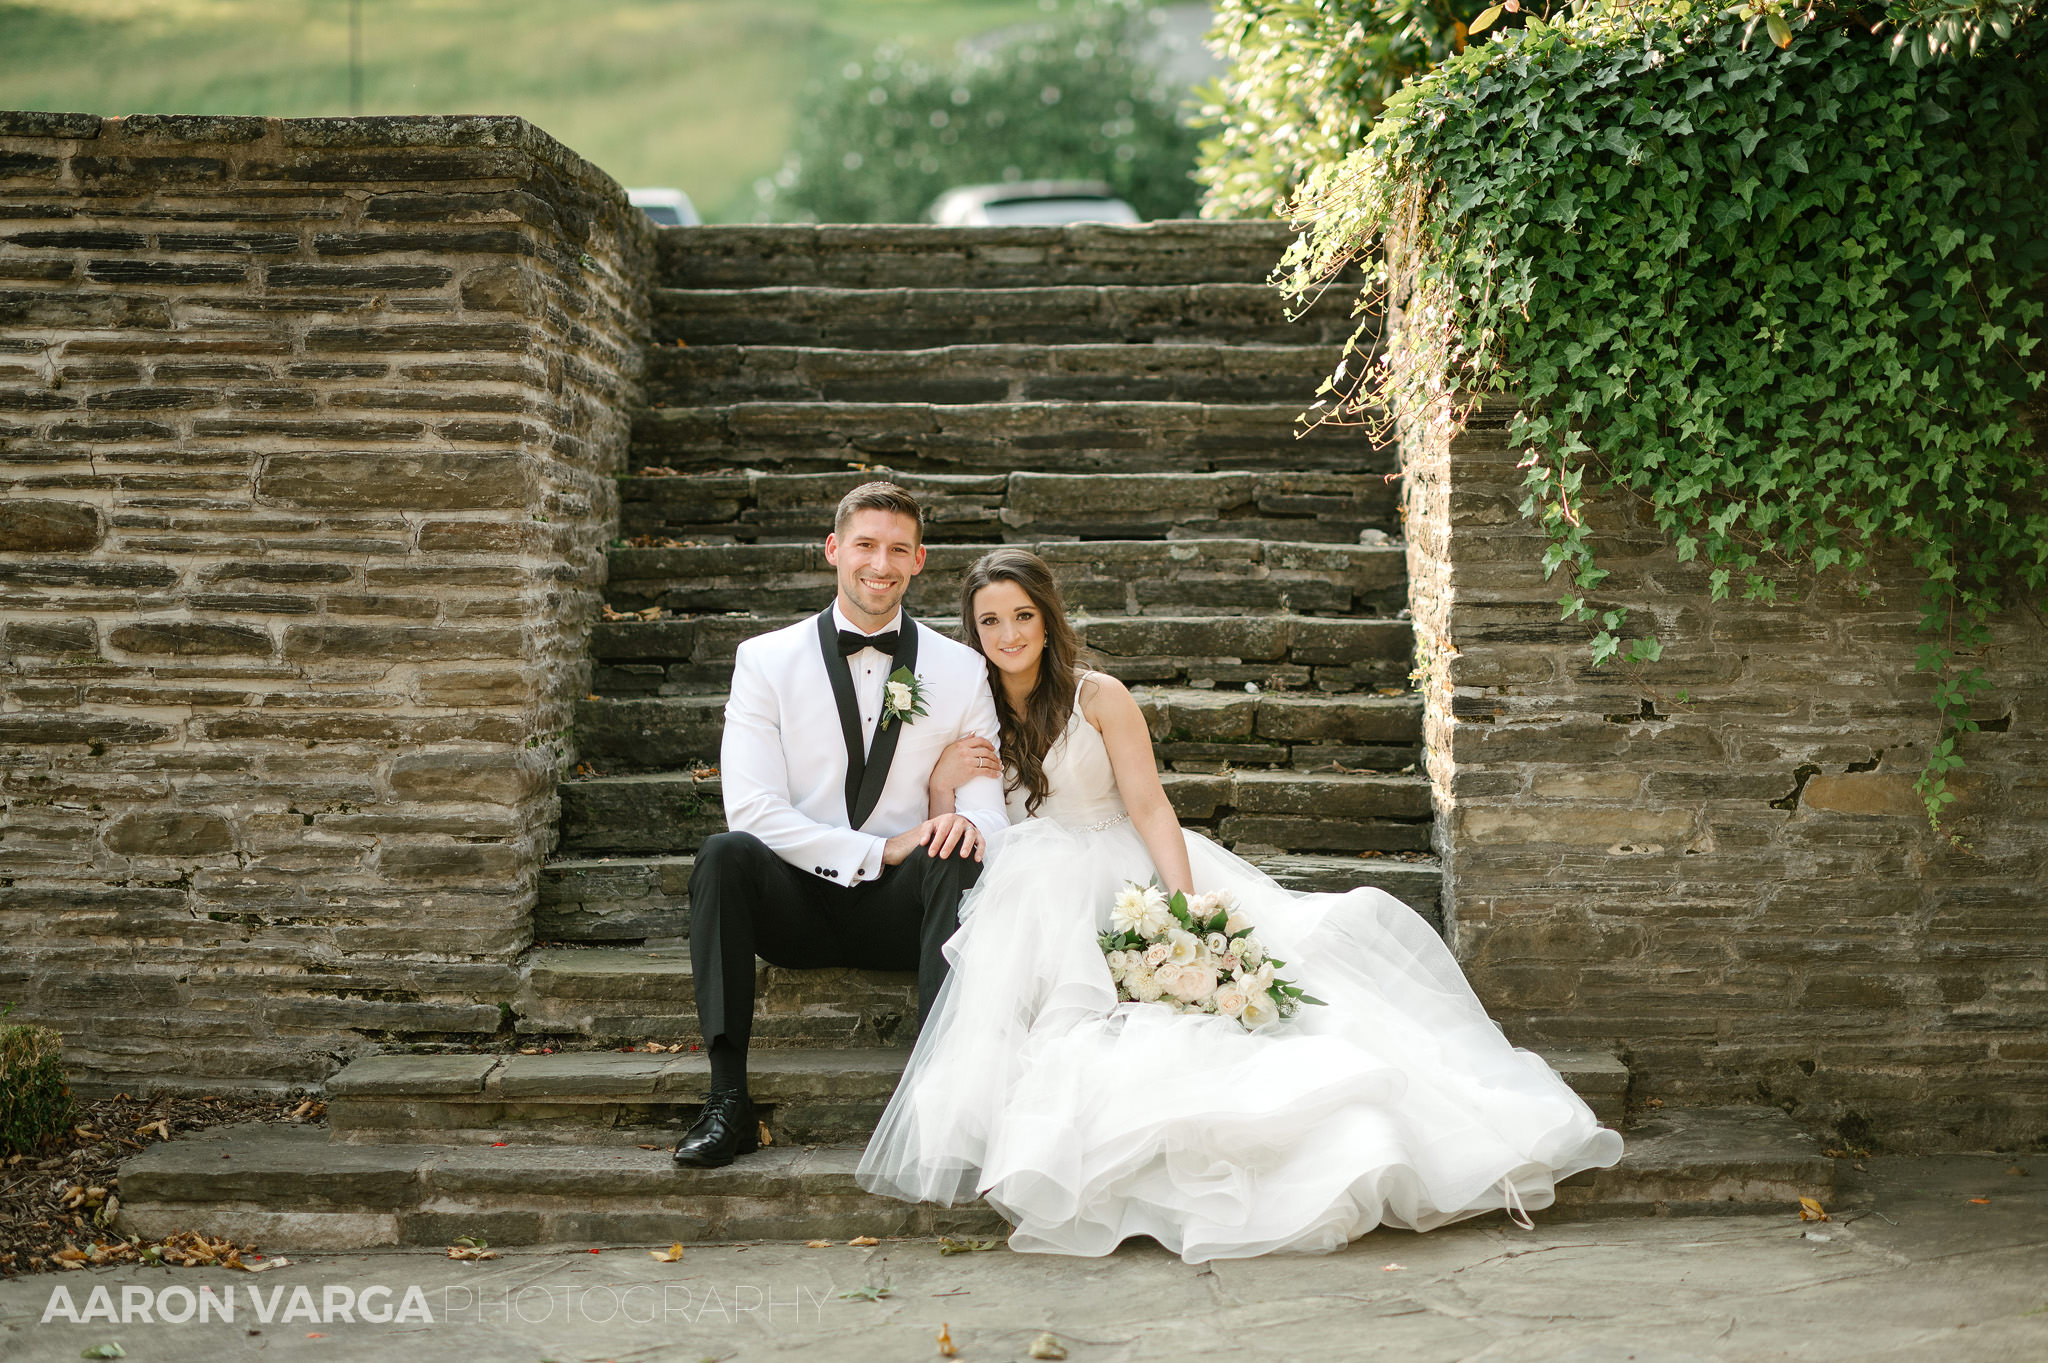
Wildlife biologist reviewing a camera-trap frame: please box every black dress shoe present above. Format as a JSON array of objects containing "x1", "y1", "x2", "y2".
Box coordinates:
[{"x1": 671, "y1": 1089, "x2": 760, "y2": 1168}]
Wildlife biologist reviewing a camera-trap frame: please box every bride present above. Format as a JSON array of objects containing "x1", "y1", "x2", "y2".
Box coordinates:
[{"x1": 856, "y1": 548, "x2": 1623, "y2": 1262}]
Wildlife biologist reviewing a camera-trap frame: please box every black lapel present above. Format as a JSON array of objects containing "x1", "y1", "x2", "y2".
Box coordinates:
[
  {"x1": 850, "y1": 621, "x2": 920, "y2": 830},
  {"x1": 815, "y1": 609, "x2": 865, "y2": 821}
]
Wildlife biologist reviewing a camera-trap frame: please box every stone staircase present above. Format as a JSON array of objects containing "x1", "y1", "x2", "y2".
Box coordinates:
[{"x1": 117, "y1": 222, "x2": 1834, "y2": 1247}]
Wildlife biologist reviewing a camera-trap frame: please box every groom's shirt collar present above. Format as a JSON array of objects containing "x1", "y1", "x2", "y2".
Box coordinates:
[{"x1": 831, "y1": 602, "x2": 903, "y2": 643}]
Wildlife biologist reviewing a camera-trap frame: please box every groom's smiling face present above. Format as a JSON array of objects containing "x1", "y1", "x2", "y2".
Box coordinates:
[{"x1": 825, "y1": 509, "x2": 926, "y2": 628}]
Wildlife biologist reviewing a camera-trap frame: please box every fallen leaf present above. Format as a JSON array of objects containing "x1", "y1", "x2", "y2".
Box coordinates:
[
  {"x1": 588, "y1": 1247, "x2": 602, "y2": 1254},
  {"x1": 837, "y1": 1279, "x2": 893, "y2": 1302},
  {"x1": 936, "y1": 1322, "x2": 958, "y2": 1358},
  {"x1": 446, "y1": 1242, "x2": 498, "y2": 1261},
  {"x1": 648, "y1": 1242, "x2": 685, "y2": 1263},
  {"x1": 1381, "y1": 1262, "x2": 1406, "y2": 1271},
  {"x1": 805, "y1": 1240, "x2": 832, "y2": 1248},
  {"x1": 937, "y1": 1236, "x2": 998, "y2": 1255},
  {"x1": 1027, "y1": 1333, "x2": 1069, "y2": 1360},
  {"x1": 637, "y1": 1144, "x2": 661, "y2": 1151},
  {"x1": 305, "y1": 1333, "x2": 325, "y2": 1339},
  {"x1": 491, "y1": 1141, "x2": 509, "y2": 1148},
  {"x1": 758, "y1": 1121, "x2": 774, "y2": 1147},
  {"x1": 848, "y1": 1235, "x2": 880, "y2": 1247},
  {"x1": 246, "y1": 1256, "x2": 291, "y2": 1273},
  {"x1": 1969, "y1": 1198, "x2": 1991, "y2": 1205},
  {"x1": 2007, "y1": 1165, "x2": 2029, "y2": 1177},
  {"x1": 1798, "y1": 1197, "x2": 1829, "y2": 1222},
  {"x1": 80, "y1": 1347, "x2": 126, "y2": 1360}
]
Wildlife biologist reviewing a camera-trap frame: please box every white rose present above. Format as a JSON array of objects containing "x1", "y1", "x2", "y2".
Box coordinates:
[
  {"x1": 1128, "y1": 967, "x2": 1164, "y2": 1003},
  {"x1": 1203, "y1": 931, "x2": 1229, "y2": 957},
  {"x1": 1213, "y1": 986, "x2": 1249, "y2": 1018},
  {"x1": 1239, "y1": 936, "x2": 1266, "y2": 968},
  {"x1": 1165, "y1": 928, "x2": 1200, "y2": 965},
  {"x1": 1104, "y1": 949, "x2": 1129, "y2": 982},
  {"x1": 1246, "y1": 961, "x2": 1276, "y2": 992},
  {"x1": 1169, "y1": 965, "x2": 1218, "y2": 1005},
  {"x1": 1144, "y1": 942, "x2": 1170, "y2": 968},
  {"x1": 1240, "y1": 993, "x2": 1279, "y2": 1028},
  {"x1": 1224, "y1": 912, "x2": 1251, "y2": 936},
  {"x1": 885, "y1": 679, "x2": 914, "y2": 711},
  {"x1": 1111, "y1": 885, "x2": 1149, "y2": 934},
  {"x1": 1220, "y1": 952, "x2": 1240, "y2": 974},
  {"x1": 1153, "y1": 961, "x2": 1185, "y2": 995}
]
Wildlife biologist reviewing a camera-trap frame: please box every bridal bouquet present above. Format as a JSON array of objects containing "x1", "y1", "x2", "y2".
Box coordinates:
[{"x1": 1097, "y1": 881, "x2": 1322, "y2": 1030}]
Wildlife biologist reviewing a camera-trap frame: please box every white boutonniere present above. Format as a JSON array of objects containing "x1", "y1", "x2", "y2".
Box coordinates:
[{"x1": 881, "y1": 667, "x2": 928, "y2": 729}]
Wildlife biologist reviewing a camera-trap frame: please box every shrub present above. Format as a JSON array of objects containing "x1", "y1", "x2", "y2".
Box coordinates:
[
  {"x1": 1193, "y1": 0, "x2": 1493, "y2": 220},
  {"x1": 1, "y1": 1016, "x2": 74, "y2": 1157},
  {"x1": 758, "y1": 0, "x2": 1202, "y2": 224}
]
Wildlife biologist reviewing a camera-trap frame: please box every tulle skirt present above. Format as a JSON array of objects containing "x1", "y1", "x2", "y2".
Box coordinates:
[{"x1": 855, "y1": 816, "x2": 1624, "y2": 1263}]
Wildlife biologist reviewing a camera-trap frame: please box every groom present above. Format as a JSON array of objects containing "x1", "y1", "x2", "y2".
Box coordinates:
[{"x1": 673, "y1": 481, "x2": 1009, "y2": 1167}]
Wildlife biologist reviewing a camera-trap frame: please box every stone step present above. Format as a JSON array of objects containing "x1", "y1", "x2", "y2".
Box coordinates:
[
  {"x1": 555, "y1": 768, "x2": 1434, "y2": 858},
  {"x1": 618, "y1": 468, "x2": 1400, "y2": 546},
  {"x1": 629, "y1": 400, "x2": 1388, "y2": 475},
  {"x1": 572, "y1": 687, "x2": 1421, "y2": 774},
  {"x1": 649, "y1": 342, "x2": 1347, "y2": 406},
  {"x1": 656, "y1": 284, "x2": 1366, "y2": 349},
  {"x1": 591, "y1": 611, "x2": 1416, "y2": 696},
  {"x1": 656, "y1": 221, "x2": 1309, "y2": 290},
  {"x1": 115, "y1": 1123, "x2": 1004, "y2": 1249},
  {"x1": 113, "y1": 1103, "x2": 1835, "y2": 1249},
  {"x1": 536, "y1": 853, "x2": 1445, "y2": 945},
  {"x1": 320, "y1": 1044, "x2": 1631, "y2": 1145},
  {"x1": 515, "y1": 952, "x2": 915, "y2": 1046},
  {"x1": 601, "y1": 537, "x2": 1409, "y2": 619}
]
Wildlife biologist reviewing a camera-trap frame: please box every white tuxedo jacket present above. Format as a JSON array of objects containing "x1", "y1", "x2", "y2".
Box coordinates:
[{"x1": 719, "y1": 609, "x2": 1008, "y2": 885}]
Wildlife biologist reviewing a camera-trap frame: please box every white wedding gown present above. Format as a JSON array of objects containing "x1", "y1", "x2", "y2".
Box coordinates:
[{"x1": 857, "y1": 678, "x2": 1623, "y2": 1262}]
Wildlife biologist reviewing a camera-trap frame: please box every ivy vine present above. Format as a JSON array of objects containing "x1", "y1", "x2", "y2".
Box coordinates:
[{"x1": 1281, "y1": 9, "x2": 2048, "y2": 831}]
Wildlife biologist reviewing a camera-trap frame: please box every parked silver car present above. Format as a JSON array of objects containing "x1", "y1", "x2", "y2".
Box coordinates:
[
  {"x1": 628, "y1": 187, "x2": 701, "y2": 227},
  {"x1": 927, "y1": 179, "x2": 1141, "y2": 226}
]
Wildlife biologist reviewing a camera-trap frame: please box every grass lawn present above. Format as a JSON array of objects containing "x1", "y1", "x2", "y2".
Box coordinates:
[{"x1": 0, "y1": 0, "x2": 1052, "y2": 221}]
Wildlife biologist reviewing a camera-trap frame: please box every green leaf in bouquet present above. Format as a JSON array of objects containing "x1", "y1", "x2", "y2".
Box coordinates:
[{"x1": 1297, "y1": 993, "x2": 1328, "y2": 1007}]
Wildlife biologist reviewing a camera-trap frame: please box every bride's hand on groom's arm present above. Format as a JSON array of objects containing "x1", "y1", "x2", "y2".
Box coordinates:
[
  {"x1": 882, "y1": 813, "x2": 984, "y2": 866},
  {"x1": 928, "y1": 736, "x2": 999, "y2": 808}
]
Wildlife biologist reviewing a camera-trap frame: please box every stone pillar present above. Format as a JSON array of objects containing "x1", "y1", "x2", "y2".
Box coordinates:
[
  {"x1": 1405, "y1": 392, "x2": 2048, "y2": 1150},
  {"x1": 0, "y1": 114, "x2": 651, "y2": 1088}
]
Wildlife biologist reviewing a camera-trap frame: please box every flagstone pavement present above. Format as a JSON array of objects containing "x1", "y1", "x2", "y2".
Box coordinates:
[{"x1": 0, "y1": 1155, "x2": 2040, "y2": 1362}]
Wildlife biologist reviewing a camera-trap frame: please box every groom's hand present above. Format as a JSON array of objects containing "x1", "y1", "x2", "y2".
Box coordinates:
[{"x1": 882, "y1": 814, "x2": 984, "y2": 866}]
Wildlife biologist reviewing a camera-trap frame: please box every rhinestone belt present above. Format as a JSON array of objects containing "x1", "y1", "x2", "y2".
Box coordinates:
[{"x1": 1078, "y1": 810, "x2": 1131, "y2": 833}]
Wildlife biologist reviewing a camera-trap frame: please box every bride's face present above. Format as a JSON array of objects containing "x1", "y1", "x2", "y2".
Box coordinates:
[{"x1": 972, "y1": 580, "x2": 1045, "y2": 678}]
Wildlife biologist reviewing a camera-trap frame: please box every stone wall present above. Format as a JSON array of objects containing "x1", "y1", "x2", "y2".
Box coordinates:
[
  {"x1": 0, "y1": 113, "x2": 651, "y2": 1089},
  {"x1": 1407, "y1": 394, "x2": 2048, "y2": 1152}
]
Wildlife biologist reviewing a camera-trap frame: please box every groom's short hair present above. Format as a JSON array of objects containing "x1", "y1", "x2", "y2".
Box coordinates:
[{"x1": 834, "y1": 481, "x2": 924, "y2": 545}]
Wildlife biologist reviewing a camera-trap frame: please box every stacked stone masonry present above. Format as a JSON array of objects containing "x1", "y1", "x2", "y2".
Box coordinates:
[
  {"x1": 1404, "y1": 395, "x2": 2048, "y2": 1152},
  {"x1": 4, "y1": 110, "x2": 2031, "y2": 1163},
  {"x1": 0, "y1": 113, "x2": 652, "y2": 1086}
]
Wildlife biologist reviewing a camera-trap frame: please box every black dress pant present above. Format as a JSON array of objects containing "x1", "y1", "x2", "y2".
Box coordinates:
[{"x1": 688, "y1": 830, "x2": 982, "y2": 1053}]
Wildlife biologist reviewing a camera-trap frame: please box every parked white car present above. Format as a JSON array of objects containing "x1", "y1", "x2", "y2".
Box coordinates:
[
  {"x1": 927, "y1": 179, "x2": 1141, "y2": 226},
  {"x1": 628, "y1": 187, "x2": 701, "y2": 227}
]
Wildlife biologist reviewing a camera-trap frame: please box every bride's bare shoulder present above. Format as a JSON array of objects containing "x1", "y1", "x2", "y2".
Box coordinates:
[{"x1": 1075, "y1": 670, "x2": 1136, "y2": 727}]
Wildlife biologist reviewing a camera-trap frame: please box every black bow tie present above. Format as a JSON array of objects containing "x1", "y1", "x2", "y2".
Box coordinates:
[{"x1": 838, "y1": 628, "x2": 900, "y2": 657}]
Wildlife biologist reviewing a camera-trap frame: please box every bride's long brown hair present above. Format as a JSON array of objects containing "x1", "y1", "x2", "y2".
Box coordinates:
[{"x1": 959, "y1": 548, "x2": 1087, "y2": 817}]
